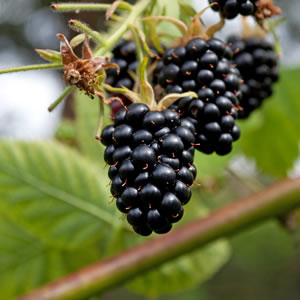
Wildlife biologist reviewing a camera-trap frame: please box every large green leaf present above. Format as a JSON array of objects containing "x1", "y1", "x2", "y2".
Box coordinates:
[
  {"x1": 0, "y1": 140, "x2": 230, "y2": 298},
  {"x1": 0, "y1": 140, "x2": 124, "y2": 298},
  {"x1": 240, "y1": 68, "x2": 300, "y2": 177},
  {"x1": 75, "y1": 91, "x2": 105, "y2": 160}
]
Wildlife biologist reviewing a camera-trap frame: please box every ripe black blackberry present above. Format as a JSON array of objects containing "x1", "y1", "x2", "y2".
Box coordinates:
[
  {"x1": 101, "y1": 103, "x2": 197, "y2": 236},
  {"x1": 228, "y1": 35, "x2": 279, "y2": 118},
  {"x1": 209, "y1": 0, "x2": 258, "y2": 19},
  {"x1": 156, "y1": 37, "x2": 242, "y2": 155}
]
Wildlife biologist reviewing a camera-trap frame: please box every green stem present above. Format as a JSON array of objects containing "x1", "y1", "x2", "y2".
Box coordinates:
[
  {"x1": 69, "y1": 20, "x2": 105, "y2": 45},
  {"x1": 0, "y1": 63, "x2": 62, "y2": 75},
  {"x1": 95, "y1": 0, "x2": 152, "y2": 56},
  {"x1": 48, "y1": 86, "x2": 74, "y2": 112},
  {"x1": 51, "y1": 3, "x2": 130, "y2": 12},
  {"x1": 17, "y1": 178, "x2": 300, "y2": 300},
  {"x1": 95, "y1": 98, "x2": 105, "y2": 140}
]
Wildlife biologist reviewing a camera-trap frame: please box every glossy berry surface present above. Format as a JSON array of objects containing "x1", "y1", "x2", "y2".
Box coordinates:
[
  {"x1": 101, "y1": 103, "x2": 197, "y2": 236},
  {"x1": 228, "y1": 35, "x2": 279, "y2": 118},
  {"x1": 156, "y1": 37, "x2": 242, "y2": 155},
  {"x1": 209, "y1": 0, "x2": 258, "y2": 19}
]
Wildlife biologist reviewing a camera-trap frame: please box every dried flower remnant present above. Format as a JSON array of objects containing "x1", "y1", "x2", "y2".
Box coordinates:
[{"x1": 57, "y1": 33, "x2": 119, "y2": 100}]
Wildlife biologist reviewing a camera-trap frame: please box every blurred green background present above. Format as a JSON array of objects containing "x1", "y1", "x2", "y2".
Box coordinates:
[{"x1": 0, "y1": 0, "x2": 300, "y2": 299}]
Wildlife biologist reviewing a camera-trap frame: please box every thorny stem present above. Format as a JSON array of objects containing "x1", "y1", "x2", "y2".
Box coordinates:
[
  {"x1": 0, "y1": 63, "x2": 63, "y2": 75},
  {"x1": 69, "y1": 19, "x2": 106, "y2": 45},
  {"x1": 17, "y1": 177, "x2": 300, "y2": 300},
  {"x1": 51, "y1": 3, "x2": 131, "y2": 12},
  {"x1": 48, "y1": 86, "x2": 74, "y2": 112}
]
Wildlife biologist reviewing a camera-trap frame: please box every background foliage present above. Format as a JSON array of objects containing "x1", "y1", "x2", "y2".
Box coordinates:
[{"x1": 0, "y1": 0, "x2": 300, "y2": 299}]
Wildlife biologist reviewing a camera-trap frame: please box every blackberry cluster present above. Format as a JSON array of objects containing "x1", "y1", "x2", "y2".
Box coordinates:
[
  {"x1": 156, "y1": 37, "x2": 241, "y2": 155},
  {"x1": 209, "y1": 0, "x2": 258, "y2": 19},
  {"x1": 106, "y1": 39, "x2": 137, "y2": 91},
  {"x1": 101, "y1": 103, "x2": 197, "y2": 236},
  {"x1": 105, "y1": 39, "x2": 137, "y2": 116},
  {"x1": 228, "y1": 36, "x2": 279, "y2": 118}
]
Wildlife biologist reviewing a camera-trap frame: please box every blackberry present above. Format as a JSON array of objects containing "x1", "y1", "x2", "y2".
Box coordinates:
[
  {"x1": 209, "y1": 0, "x2": 258, "y2": 19},
  {"x1": 101, "y1": 103, "x2": 197, "y2": 236},
  {"x1": 156, "y1": 37, "x2": 241, "y2": 155},
  {"x1": 228, "y1": 35, "x2": 279, "y2": 118}
]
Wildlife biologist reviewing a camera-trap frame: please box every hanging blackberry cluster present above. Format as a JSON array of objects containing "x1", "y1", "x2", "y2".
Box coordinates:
[
  {"x1": 209, "y1": 0, "x2": 258, "y2": 19},
  {"x1": 228, "y1": 35, "x2": 279, "y2": 118},
  {"x1": 101, "y1": 103, "x2": 197, "y2": 236},
  {"x1": 155, "y1": 37, "x2": 242, "y2": 155}
]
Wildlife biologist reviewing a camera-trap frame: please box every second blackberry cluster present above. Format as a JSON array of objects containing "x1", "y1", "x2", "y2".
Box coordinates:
[
  {"x1": 228, "y1": 35, "x2": 279, "y2": 118},
  {"x1": 156, "y1": 37, "x2": 242, "y2": 155}
]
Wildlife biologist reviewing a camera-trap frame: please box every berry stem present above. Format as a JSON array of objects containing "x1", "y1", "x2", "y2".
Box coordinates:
[
  {"x1": 48, "y1": 86, "x2": 74, "y2": 112},
  {"x1": 16, "y1": 177, "x2": 300, "y2": 300},
  {"x1": 50, "y1": 2, "x2": 132, "y2": 12},
  {"x1": 95, "y1": 0, "x2": 154, "y2": 57},
  {"x1": 95, "y1": 97, "x2": 105, "y2": 140},
  {"x1": 0, "y1": 63, "x2": 63, "y2": 75},
  {"x1": 69, "y1": 19, "x2": 106, "y2": 45}
]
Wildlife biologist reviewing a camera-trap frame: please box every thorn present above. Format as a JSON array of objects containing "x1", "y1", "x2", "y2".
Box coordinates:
[
  {"x1": 143, "y1": 164, "x2": 149, "y2": 170},
  {"x1": 188, "y1": 163, "x2": 193, "y2": 168},
  {"x1": 151, "y1": 120, "x2": 156, "y2": 125},
  {"x1": 209, "y1": 64, "x2": 214, "y2": 69},
  {"x1": 50, "y1": 3, "x2": 58, "y2": 10},
  {"x1": 104, "y1": 162, "x2": 109, "y2": 168},
  {"x1": 125, "y1": 206, "x2": 132, "y2": 210},
  {"x1": 172, "y1": 52, "x2": 179, "y2": 59},
  {"x1": 149, "y1": 203, "x2": 152, "y2": 209},
  {"x1": 95, "y1": 136, "x2": 102, "y2": 141},
  {"x1": 112, "y1": 161, "x2": 119, "y2": 167},
  {"x1": 166, "y1": 79, "x2": 173, "y2": 83},
  {"x1": 108, "y1": 197, "x2": 114, "y2": 204},
  {"x1": 192, "y1": 46, "x2": 198, "y2": 50},
  {"x1": 106, "y1": 180, "x2": 112, "y2": 187},
  {"x1": 226, "y1": 111, "x2": 233, "y2": 115},
  {"x1": 173, "y1": 213, "x2": 179, "y2": 218},
  {"x1": 174, "y1": 169, "x2": 179, "y2": 172},
  {"x1": 216, "y1": 90, "x2": 220, "y2": 94},
  {"x1": 233, "y1": 48, "x2": 240, "y2": 55},
  {"x1": 122, "y1": 178, "x2": 128, "y2": 187},
  {"x1": 202, "y1": 85, "x2": 206, "y2": 89},
  {"x1": 172, "y1": 153, "x2": 175, "y2": 158},
  {"x1": 193, "y1": 180, "x2": 201, "y2": 186},
  {"x1": 138, "y1": 186, "x2": 142, "y2": 191},
  {"x1": 191, "y1": 143, "x2": 200, "y2": 146},
  {"x1": 186, "y1": 71, "x2": 191, "y2": 76}
]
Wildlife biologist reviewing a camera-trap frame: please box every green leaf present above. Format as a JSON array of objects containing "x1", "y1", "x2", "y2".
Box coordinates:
[
  {"x1": 126, "y1": 199, "x2": 231, "y2": 297},
  {"x1": 35, "y1": 49, "x2": 62, "y2": 63},
  {"x1": 75, "y1": 90, "x2": 109, "y2": 160},
  {"x1": 0, "y1": 140, "x2": 127, "y2": 298},
  {"x1": 240, "y1": 68, "x2": 300, "y2": 177}
]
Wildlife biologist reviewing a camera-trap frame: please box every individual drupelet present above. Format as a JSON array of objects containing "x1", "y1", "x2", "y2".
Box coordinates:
[
  {"x1": 156, "y1": 37, "x2": 242, "y2": 155},
  {"x1": 228, "y1": 35, "x2": 279, "y2": 118},
  {"x1": 101, "y1": 103, "x2": 197, "y2": 236},
  {"x1": 209, "y1": 0, "x2": 258, "y2": 19}
]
